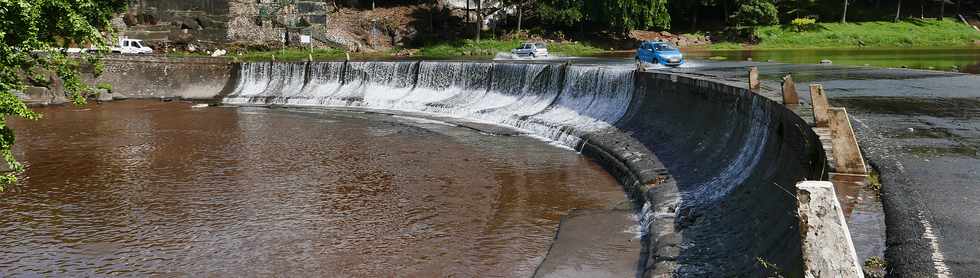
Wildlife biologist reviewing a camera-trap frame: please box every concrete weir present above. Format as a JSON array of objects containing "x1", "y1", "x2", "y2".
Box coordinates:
[{"x1": 83, "y1": 57, "x2": 859, "y2": 277}]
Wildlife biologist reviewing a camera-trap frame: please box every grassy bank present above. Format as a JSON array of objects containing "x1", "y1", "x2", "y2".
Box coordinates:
[
  {"x1": 416, "y1": 39, "x2": 605, "y2": 58},
  {"x1": 168, "y1": 48, "x2": 391, "y2": 62},
  {"x1": 710, "y1": 19, "x2": 980, "y2": 50},
  {"x1": 178, "y1": 39, "x2": 607, "y2": 62}
]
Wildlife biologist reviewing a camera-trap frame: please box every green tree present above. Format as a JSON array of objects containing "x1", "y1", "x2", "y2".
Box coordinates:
[
  {"x1": 0, "y1": 0, "x2": 127, "y2": 189},
  {"x1": 538, "y1": 0, "x2": 586, "y2": 27},
  {"x1": 591, "y1": 0, "x2": 671, "y2": 32},
  {"x1": 538, "y1": 0, "x2": 670, "y2": 33},
  {"x1": 731, "y1": 0, "x2": 779, "y2": 26}
]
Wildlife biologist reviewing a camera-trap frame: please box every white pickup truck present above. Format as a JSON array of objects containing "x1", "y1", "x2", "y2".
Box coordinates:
[
  {"x1": 65, "y1": 38, "x2": 153, "y2": 54},
  {"x1": 109, "y1": 38, "x2": 153, "y2": 54}
]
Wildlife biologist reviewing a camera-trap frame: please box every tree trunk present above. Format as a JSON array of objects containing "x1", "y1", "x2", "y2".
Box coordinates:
[
  {"x1": 428, "y1": 3, "x2": 434, "y2": 32},
  {"x1": 691, "y1": 8, "x2": 698, "y2": 30},
  {"x1": 466, "y1": 0, "x2": 470, "y2": 23},
  {"x1": 842, "y1": 0, "x2": 849, "y2": 23},
  {"x1": 939, "y1": 0, "x2": 945, "y2": 20},
  {"x1": 895, "y1": 0, "x2": 902, "y2": 22},
  {"x1": 476, "y1": 0, "x2": 482, "y2": 42},
  {"x1": 723, "y1": 0, "x2": 729, "y2": 23},
  {"x1": 920, "y1": 0, "x2": 924, "y2": 18},
  {"x1": 798, "y1": 0, "x2": 803, "y2": 18},
  {"x1": 517, "y1": 4, "x2": 522, "y2": 35}
]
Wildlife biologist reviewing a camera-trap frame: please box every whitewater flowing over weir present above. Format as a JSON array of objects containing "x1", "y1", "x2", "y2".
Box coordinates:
[
  {"x1": 222, "y1": 61, "x2": 827, "y2": 277},
  {"x1": 224, "y1": 61, "x2": 633, "y2": 147}
]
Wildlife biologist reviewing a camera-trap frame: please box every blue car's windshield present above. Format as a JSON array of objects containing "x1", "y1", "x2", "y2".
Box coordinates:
[{"x1": 654, "y1": 43, "x2": 678, "y2": 51}]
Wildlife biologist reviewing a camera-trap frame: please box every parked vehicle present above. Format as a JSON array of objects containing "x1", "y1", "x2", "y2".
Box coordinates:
[
  {"x1": 636, "y1": 41, "x2": 684, "y2": 67},
  {"x1": 511, "y1": 42, "x2": 549, "y2": 58},
  {"x1": 70, "y1": 38, "x2": 153, "y2": 54},
  {"x1": 109, "y1": 38, "x2": 154, "y2": 54}
]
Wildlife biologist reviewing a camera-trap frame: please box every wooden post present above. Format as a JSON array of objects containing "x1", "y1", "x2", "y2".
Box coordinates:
[
  {"x1": 782, "y1": 74, "x2": 799, "y2": 105},
  {"x1": 828, "y1": 108, "x2": 868, "y2": 175},
  {"x1": 748, "y1": 66, "x2": 760, "y2": 90},
  {"x1": 810, "y1": 84, "x2": 830, "y2": 127}
]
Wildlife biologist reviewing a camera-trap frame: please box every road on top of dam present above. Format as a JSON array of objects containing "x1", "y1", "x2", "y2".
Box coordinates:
[{"x1": 614, "y1": 59, "x2": 978, "y2": 277}]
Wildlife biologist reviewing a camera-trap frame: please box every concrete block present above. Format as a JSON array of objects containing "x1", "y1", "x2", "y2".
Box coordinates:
[
  {"x1": 748, "y1": 66, "x2": 760, "y2": 90},
  {"x1": 828, "y1": 108, "x2": 868, "y2": 175},
  {"x1": 20, "y1": 86, "x2": 68, "y2": 105},
  {"x1": 797, "y1": 181, "x2": 863, "y2": 278},
  {"x1": 810, "y1": 84, "x2": 830, "y2": 127},
  {"x1": 782, "y1": 74, "x2": 799, "y2": 105},
  {"x1": 95, "y1": 89, "x2": 113, "y2": 102}
]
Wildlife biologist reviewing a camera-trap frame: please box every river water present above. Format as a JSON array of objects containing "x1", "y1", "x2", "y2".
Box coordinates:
[
  {"x1": 1, "y1": 101, "x2": 625, "y2": 276},
  {"x1": 684, "y1": 47, "x2": 980, "y2": 74}
]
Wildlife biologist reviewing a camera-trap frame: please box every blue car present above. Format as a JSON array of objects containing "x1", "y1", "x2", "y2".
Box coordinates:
[{"x1": 635, "y1": 41, "x2": 684, "y2": 67}]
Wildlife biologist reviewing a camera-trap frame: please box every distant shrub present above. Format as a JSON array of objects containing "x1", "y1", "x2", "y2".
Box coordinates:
[
  {"x1": 96, "y1": 82, "x2": 113, "y2": 92},
  {"x1": 791, "y1": 18, "x2": 818, "y2": 32},
  {"x1": 731, "y1": 0, "x2": 779, "y2": 27}
]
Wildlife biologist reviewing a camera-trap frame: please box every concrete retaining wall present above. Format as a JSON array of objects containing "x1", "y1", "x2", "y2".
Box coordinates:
[
  {"x1": 86, "y1": 55, "x2": 236, "y2": 100},
  {"x1": 18, "y1": 55, "x2": 233, "y2": 106}
]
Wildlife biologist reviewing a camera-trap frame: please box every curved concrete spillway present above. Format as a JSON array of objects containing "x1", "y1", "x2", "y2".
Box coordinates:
[{"x1": 222, "y1": 61, "x2": 827, "y2": 277}]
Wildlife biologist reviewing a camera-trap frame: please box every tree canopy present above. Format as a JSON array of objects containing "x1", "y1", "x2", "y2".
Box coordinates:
[
  {"x1": 0, "y1": 0, "x2": 127, "y2": 189},
  {"x1": 731, "y1": 0, "x2": 779, "y2": 27},
  {"x1": 498, "y1": 0, "x2": 975, "y2": 36},
  {"x1": 534, "y1": 0, "x2": 671, "y2": 32}
]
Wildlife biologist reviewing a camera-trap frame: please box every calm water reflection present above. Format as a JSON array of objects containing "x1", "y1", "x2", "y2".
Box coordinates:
[
  {"x1": 1, "y1": 101, "x2": 624, "y2": 276},
  {"x1": 684, "y1": 47, "x2": 980, "y2": 73}
]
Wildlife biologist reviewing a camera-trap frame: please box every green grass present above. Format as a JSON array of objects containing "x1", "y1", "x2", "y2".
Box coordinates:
[
  {"x1": 416, "y1": 39, "x2": 605, "y2": 59},
  {"x1": 169, "y1": 48, "x2": 389, "y2": 62},
  {"x1": 710, "y1": 18, "x2": 980, "y2": 49},
  {"x1": 168, "y1": 39, "x2": 605, "y2": 61}
]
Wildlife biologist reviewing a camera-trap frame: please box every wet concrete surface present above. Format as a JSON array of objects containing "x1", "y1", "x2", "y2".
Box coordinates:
[
  {"x1": 653, "y1": 60, "x2": 980, "y2": 277},
  {"x1": 1, "y1": 101, "x2": 629, "y2": 276},
  {"x1": 533, "y1": 209, "x2": 640, "y2": 278}
]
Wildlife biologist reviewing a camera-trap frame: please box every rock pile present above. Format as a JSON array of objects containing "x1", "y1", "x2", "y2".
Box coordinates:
[{"x1": 629, "y1": 30, "x2": 711, "y2": 47}]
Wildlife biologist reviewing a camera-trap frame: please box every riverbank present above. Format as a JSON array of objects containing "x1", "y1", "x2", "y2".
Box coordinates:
[
  {"x1": 682, "y1": 47, "x2": 980, "y2": 73},
  {"x1": 708, "y1": 19, "x2": 980, "y2": 50},
  {"x1": 170, "y1": 19, "x2": 979, "y2": 65},
  {"x1": 173, "y1": 40, "x2": 606, "y2": 62}
]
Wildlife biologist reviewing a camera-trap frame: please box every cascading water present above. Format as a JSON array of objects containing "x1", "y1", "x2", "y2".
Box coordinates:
[{"x1": 223, "y1": 61, "x2": 634, "y2": 148}]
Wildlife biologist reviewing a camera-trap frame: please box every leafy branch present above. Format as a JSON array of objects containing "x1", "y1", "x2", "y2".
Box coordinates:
[{"x1": 0, "y1": 0, "x2": 127, "y2": 190}]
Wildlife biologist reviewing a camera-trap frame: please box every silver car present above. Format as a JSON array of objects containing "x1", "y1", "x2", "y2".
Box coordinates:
[{"x1": 511, "y1": 42, "x2": 549, "y2": 58}]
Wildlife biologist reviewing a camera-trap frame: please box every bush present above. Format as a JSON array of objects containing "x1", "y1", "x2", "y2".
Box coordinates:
[
  {"x1": 732, "y1": 0, "x2": 779, "y2": 27},
  {"x1": 791, "y1": 18, "x2": 818, "y2": 32},
  {"x1": 95, "y1": 82, "x2": 113, "y2": 92}
]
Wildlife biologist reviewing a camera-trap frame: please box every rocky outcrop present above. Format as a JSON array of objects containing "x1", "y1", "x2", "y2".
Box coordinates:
[
  {"x1": 629, "y1": 30, "x2": 711, "y2": 47},
  {"x1": 17, "y1": 86, "x2": 68, "y2": 106}
]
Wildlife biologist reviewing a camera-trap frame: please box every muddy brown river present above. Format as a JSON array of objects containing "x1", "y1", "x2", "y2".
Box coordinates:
[{"x1": 0, "y1": 101, "x2": 625, "y2": 276}]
